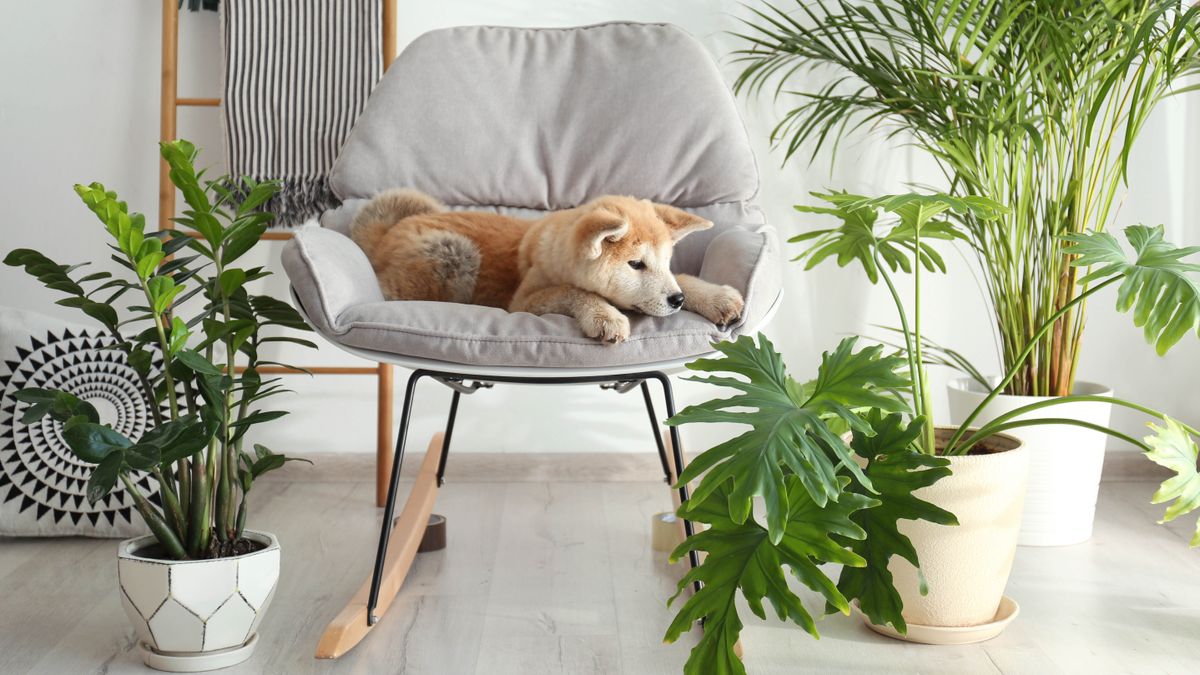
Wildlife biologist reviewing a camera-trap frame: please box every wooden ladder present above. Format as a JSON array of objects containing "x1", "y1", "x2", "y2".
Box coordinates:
[{"x1": 158, "y1": 0, "x2": 400, "y2": 506}]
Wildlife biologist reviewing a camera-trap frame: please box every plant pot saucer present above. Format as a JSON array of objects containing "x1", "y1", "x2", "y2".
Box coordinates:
[
  {"x1": 854, "y1": 596, "x2": 1020, "y2": 645},
  {"x1": 140, "y1": 634, "x2": 258, "y2": 672}
]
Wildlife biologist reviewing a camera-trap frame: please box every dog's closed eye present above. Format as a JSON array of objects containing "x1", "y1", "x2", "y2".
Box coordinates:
[{"x1": 628, "y1": 260, "x2": 646, "y2": 271}]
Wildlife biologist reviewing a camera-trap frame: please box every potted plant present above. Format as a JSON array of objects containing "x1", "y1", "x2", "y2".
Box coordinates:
[
  {"x1": 730, "y1": 0, "x2": 1200, "y2": 545},
  {"x1": 662, "y1": 192, "x2": 1200, "y2": 672},
  {"x1": 3, "y1": 140, "x2": 314, "y2": 671}
]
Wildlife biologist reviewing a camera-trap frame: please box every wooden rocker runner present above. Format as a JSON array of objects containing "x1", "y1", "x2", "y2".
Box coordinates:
[{"x1": 280, "y1": 22, "x2": 784, "y2": 659}]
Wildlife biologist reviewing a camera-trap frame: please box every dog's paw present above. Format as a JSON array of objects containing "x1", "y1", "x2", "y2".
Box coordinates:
[
  {"x1": 694, "y1": 285, "x2": 745, "y2": 330},
  {"x1": 580, "y1": 308, "x2": 631, "y2": 344}
]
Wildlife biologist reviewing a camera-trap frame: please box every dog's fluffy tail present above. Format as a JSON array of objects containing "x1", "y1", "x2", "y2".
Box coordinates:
[{"x1": 350, "y1": 188, "x2": 444, "y2": 261}]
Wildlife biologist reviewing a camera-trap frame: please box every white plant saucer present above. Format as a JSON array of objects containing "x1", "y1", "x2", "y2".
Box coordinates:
[
  {"x1": 140, "y1": 634, "x2": 258, "y2": 672},
  {"x1": 856, "y1": 596, "x2": 1020, "y2": 645}
]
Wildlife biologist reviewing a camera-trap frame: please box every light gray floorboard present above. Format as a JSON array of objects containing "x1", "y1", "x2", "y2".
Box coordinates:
[{"x1": 1, "y1": 478, "x2": 1198, "y2": 674}]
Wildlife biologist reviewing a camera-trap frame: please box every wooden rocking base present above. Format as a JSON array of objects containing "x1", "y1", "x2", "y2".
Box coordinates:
[{"x1": 315, "y1": 433, "x2": 445, "y2": 659}]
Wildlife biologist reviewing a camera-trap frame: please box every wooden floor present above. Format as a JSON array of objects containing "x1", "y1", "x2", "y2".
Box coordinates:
[{"x1": 1, "y1": 453, "x2": 1198, "y2": 674}]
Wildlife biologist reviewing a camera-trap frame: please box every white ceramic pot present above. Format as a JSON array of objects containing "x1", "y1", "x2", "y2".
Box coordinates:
[
  {"x1": 947, "y1": 378, "x2": 1114, "y2": 546},
  {"x1": 888, "y1": 429, "x2": 1028, "y2": 630},
  {"x1": 117, "y1": 531, "x2": 280, "y2": 672}
]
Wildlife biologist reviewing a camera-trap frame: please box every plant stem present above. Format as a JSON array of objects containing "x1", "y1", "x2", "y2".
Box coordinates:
[
  {"x1": 963, "y1": 394, "x2": 1200, "y2": 448},
  {"x1": 953, "y1": 418, "x2": 1150, "y2": 457},
  {"x1": 121, "y1": 473, "x2": 188, "y2": 559},
  {"x1": 911, "y1": 220, "x2": 935, "y2": 453},
  {"x1": 945, "y1": 276, "x2": 1122, "y2": 453},
  {"x1": 151, "y1": 468, "x2": 187, "y2": 540},
  {"x1": 188, "y1": 454, "x2": 211, "y2": 556},
  {"x1": 875, "y1": 258, "x2": 932, "y2": 453}
]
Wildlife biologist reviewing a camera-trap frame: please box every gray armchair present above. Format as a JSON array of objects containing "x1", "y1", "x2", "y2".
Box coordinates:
[{"x1": 282, "y1": 22, "x2": 783, "y2": 659}]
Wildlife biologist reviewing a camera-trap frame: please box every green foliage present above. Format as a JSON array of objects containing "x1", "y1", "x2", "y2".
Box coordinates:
[
  {"x1": 670, "y1": 335, "x2": 908, "y2": 543},
  {"x1": 793, "y1": 192, "x2": 1002, "y2": 283},
  {"x1": 1144, "y1": 418, "x2": 1200, "y2": 547},
  {"x1": 664, "y1": 477, "x2": 874, "y2": 675},
  {"x1": 3, "y1": 140, "x2": 312, "y2": 560},
  {"x1": 664, "y1": 334, "x2": 951, "y2": 672},
  {"x1": 1064, "y1": 225, "x2": 1200, "y2": 355},
  {"x1": 832, "y1": 412, "x2": 955, "y2": 633},
  {"x1": 733, "y1": 0, "x2": 1200, "y2": 397},
  {"x1": 793, "y1": 191, "x2": 1006, "y2": 453}
]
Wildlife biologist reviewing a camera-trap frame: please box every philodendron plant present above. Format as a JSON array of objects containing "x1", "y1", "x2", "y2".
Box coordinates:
[
  {"x1": 661, "y1": 191, "x2": 1200, "y2": 674},
  {"x1": 3, "y1": 140, "x2": 313, "y2": 560},
  {"x1": 660, "y1": 334, "x2": 954, "y2": 673},
  {"x1": 793, "y1": 191, "x2": 1200, "y2": 511}
]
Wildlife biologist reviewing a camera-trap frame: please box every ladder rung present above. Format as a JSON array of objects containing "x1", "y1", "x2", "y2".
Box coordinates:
[
  {"x1": 254, "y1": 365, "x2": 380, "y2": 375},
  {"x1": 164, "y1": 229, "x2": 295, "y2": 241},
  {"x1": 177, "y1": 97, "x2": 221, "y2": 107}
]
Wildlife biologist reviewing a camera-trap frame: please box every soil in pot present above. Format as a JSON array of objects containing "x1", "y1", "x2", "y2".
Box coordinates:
[{"x1": 132, "y1": 534, "x2": 267, "y2": 561}]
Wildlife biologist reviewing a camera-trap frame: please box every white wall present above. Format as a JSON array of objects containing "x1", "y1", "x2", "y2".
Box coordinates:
[{"x1": 1, "y1": 1, "x2": 1196, "y2": 459}]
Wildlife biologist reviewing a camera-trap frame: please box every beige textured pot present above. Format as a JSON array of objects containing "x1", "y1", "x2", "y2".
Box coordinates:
[{"x1": 889, "y1": 428, "x2": 1028, "y2": 628}]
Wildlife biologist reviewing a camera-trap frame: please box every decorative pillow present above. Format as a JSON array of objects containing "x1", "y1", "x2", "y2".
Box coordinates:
[{"x1": 0, "y1": 307, "x2": 161, "y2": 537}]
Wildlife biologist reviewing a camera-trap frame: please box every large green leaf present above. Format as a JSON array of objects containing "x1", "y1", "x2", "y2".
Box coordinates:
[
  {"x1": 793, "y1": 191, "x2": 1002, "y2": 282},
  {"x1": 663, "y1": 476, "x2": 875, "y2": 675},
  {"x1": 833, "y1": 411, "x2": 955, "y2": 633},
  {"x1": 1143, "y1": 417, "x2": 1200, "y2": 547},
  {"x1": 669, "y1": 334, "x2": 908, "y2": 543},
  {"x1": 1063, "y1": 225, "x2": 1200, "y2": 355}
]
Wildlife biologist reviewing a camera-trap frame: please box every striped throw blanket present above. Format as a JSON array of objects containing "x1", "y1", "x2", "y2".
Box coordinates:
[{"x1": 220, "y1": 0, "x2": 383, "y2": 226}]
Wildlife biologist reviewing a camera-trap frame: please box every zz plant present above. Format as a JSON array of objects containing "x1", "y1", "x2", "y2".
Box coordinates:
[
  {"x1": 663, "y1": 192, "x2": 1200, "y2": 674},
  {"x1": 3, "y1": 140, "x2": 313, "y2": 560}
]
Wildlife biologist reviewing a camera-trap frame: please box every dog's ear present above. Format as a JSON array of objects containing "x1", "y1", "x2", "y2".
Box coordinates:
[
  {"x1": 578, "y1": 209, "x2": 630, "y2": 259},
  {"x1": 654, "y1": 204, "x2": 713, "y2": 242}
]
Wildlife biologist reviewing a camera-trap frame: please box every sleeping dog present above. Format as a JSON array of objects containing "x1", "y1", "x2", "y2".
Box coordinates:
[{"x1": 350, "y1": 189, "x2": 744, "y2": 344}]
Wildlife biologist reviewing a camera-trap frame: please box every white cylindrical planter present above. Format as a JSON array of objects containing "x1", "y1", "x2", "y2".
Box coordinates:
[
  {"x1": 117, "y1": 531, "x2": 280, "y2": 672},
  {"x1": 947, "y1": 378, "x2": 1113, "y2": 547},
  {"x1": 886, "y1": 430, "x2": 1028, "y2": 635}
]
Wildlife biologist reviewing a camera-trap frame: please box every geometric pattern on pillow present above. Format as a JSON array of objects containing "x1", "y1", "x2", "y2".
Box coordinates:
[{"x1": 0, "y1": 308, "x2": 165, "y2": 537}]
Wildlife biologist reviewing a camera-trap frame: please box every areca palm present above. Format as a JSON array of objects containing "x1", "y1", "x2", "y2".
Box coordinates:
[{"x1": 733, "y1": 0, "x2": 1200, "y2": 395}]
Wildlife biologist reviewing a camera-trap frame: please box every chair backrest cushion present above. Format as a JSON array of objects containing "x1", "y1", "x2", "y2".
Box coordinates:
[{"x1": 329, "y1": 22, "x2": 760, "y2": 213}]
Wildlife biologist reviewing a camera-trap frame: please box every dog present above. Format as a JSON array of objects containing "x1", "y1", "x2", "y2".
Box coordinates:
[{"x1": 349, "y1": 189, "x2": 745, "y2": 344}]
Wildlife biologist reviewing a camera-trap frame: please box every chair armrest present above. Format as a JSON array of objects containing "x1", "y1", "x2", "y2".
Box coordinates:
[
  {"x1": 281, "y1": 226, "x2": 385, "y2": 335},
  {"x1": 698, "y1": 224, "x2": 783, "y2": 335}
]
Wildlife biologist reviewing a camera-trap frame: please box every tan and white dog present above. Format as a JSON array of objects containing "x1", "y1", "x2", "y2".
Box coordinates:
[{"x1": 350, "y1": 189, "x2": 744, "y2": 343}]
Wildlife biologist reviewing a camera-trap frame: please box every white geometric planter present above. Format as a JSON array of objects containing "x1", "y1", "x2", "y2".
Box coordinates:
[
  {"x1": 947, "y1": 378, "x2": 1113, "y2": 547},
  {"x1": 117, "y1": 530, "x2": 280, "y2": 672}
]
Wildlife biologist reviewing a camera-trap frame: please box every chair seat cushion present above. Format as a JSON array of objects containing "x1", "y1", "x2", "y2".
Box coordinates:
[{"x1": 281, "y1": 224, "x2": 780, "y2": 369}]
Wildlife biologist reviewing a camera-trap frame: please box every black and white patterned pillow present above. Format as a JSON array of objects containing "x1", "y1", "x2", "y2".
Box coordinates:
[{"x1": 0, "y1": 307, "x2": 165, "y2": 537}]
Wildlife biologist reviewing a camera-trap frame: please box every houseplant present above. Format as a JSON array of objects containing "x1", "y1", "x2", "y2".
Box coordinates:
[
  {"x1": 3, "y1": 140, "x2": 313, "y2": 671},
  {"x1": 731, "y1": 0, "x2": 1200, "y2": 545},
  {"x1": 663, "y1": 192, "x2": 1200, "y2": 673}
]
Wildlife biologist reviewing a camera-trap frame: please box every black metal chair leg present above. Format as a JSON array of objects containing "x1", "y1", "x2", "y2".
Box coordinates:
[
  {"x1": 436, "y1": 390, "x2": 461, "y2": 487},
  {"x1": 639, "y1": 381, "x2": 674, "y2": 484},
  {"x1": 367, "y1": 369, "x2": 427, "y2": 624},
  {"x1": 650, "y1": 372, "x2": 702, "y2": 592}
]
